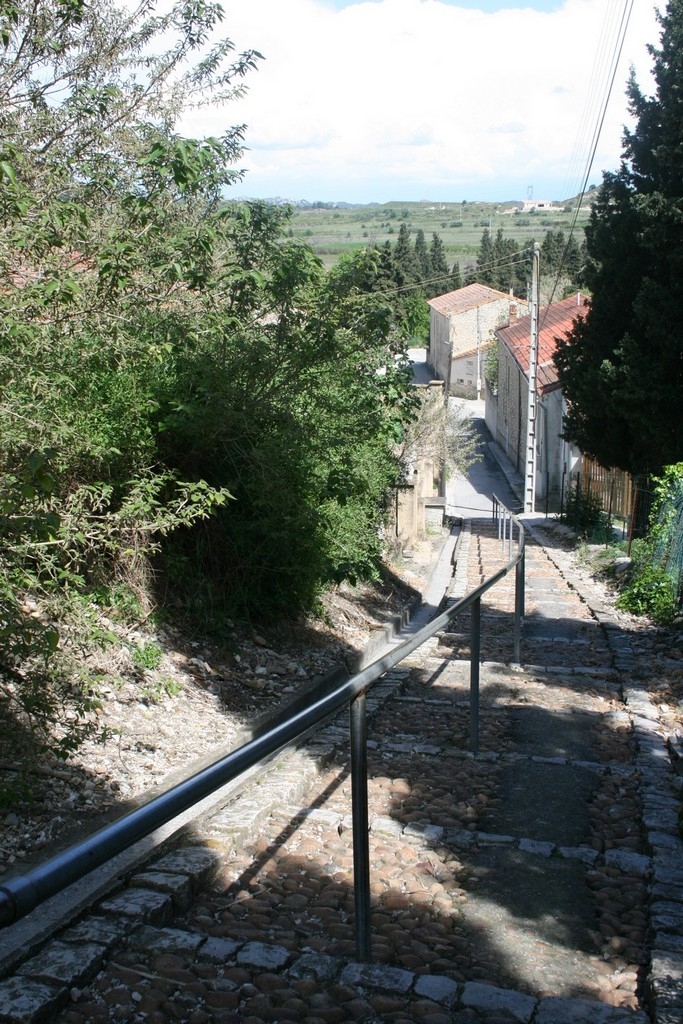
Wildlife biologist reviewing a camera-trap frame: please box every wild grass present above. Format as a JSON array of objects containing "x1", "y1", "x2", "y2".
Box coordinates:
[{"x1": 288, "y1": 199, "x2": 591, "y2": 268}]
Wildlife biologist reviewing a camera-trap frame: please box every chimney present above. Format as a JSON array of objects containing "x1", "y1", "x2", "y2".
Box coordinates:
[{"x1": 509, "y1": 300, "x2": 518, "y2": 325}]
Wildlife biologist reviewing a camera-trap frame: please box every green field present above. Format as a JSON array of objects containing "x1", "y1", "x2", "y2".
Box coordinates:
[{"x1": 286, "y1": 199, "x2": 591, "y2": 270}]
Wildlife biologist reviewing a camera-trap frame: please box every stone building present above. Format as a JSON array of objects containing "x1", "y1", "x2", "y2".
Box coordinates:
[
  {"x1": 427, "y1": 284, "x2": 528, "y2": 397},
  {"x1": 487, "y1": 292, "x2": 587, "y2": 511}
]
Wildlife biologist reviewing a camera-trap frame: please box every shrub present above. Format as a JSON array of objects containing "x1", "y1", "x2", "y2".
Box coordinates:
[
  {"x1": 562, "y1": 482, "x2": 609, "y2": 541},
  {"x1": 617, "y1": 565, "x2": 677, "y2": 625},
  {"x1": 616, "y1": 463, "x2": 683, "y2": 624}
]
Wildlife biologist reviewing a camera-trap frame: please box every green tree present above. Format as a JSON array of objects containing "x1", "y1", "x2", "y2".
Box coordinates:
[
  {"x1": 555, "y1": 1, "x2": 683, "y2": 476},
  {"x1": 537, "y1": 229, "x2": 585, "y2": 300},
  {"x1": 538, "y1": 229, "x2": 584, "y2": 294},
  {"x1": 398, "y1": 393, "x2": 481, "y2": 483},
  {"x1": 491, "y1": 228, "x2": 520, "y2": 292},
  {"x1": 398, "y1": 293, "x2": 430, "y2": 343},
  {"x1": 0, "y1": 0, "x2": 418, "y2": 766},
  {"x1": 414, "y1": 228, "x2": 431, "y2": 280},
  {"x1": 469, "y1": 228, "x2": 524, "y2": 293},
  {"x1": 0, "y1": 0, "x2": 259, "y2": 763},
  {"x1": 427, "y1": 232, "x2": 451, "y2": 297},
  {"x1": 541, "y1": 230, "x2": 564, "y2": 274},
  {"x1": 472, "y1": 228, "x2": 495, "y2": 285},
  {"x1": 564, "y1": 235, "x2": 584, "y2": 283},
  {"x1": 162, "y1": 223, "x2": 416, "y2": 614},
  {"x1": 451, "y1": 261, "x2": 463, "y2": 290},
  {"x1": 393, "y1": 222, "x2": 419, "y2": 284}
]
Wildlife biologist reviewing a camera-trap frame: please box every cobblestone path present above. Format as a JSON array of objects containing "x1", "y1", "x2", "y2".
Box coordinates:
[{"x1": 2, "y1": 517, "x2": 682, "y2": 1024}]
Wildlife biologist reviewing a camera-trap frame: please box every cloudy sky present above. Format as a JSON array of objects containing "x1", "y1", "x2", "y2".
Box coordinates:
[{"x1": 179, "y1": 0, "x2": 663, "y2": 204}]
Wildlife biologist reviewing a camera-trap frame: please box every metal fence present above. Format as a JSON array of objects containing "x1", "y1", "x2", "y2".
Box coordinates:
[{"x1": 0, "y1": 499, "x2": 525, "y2": 963}]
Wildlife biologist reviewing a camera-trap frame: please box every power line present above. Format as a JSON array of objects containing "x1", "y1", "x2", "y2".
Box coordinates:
[
  {"x1": 560, "y1": 0, "x2": 632, "y2": 204},
  {"x1": 373, "y1": 247, "x2": 533, "y2": 301},
  {"x1": 542, "y1": 0, "x2": 636, "y2": 324},
  {"x1": 353, "y1": 0, "x2": 637, "y2": 319}
]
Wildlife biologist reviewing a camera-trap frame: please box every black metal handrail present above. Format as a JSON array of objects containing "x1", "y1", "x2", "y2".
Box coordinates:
[{"x1": 0, "y1": 499, "x2": 525, "y2": 964}]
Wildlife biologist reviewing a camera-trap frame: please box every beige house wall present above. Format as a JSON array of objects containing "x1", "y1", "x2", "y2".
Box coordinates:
[
  {"x1": 429, "y1": 296, "x2": 527, "y2": 393},
  {"x1": 493, "y1": 339, "x2": 580, "y2": 509},
  {"x1": 450, "y1": 343, "x2": 498, "y2": 393},
  {"x1": 429, "y1": 307, "x2": 453, "y2": 386},
  {"x1": 495, "y1": 338, "x2": 526, "y2": 474}
]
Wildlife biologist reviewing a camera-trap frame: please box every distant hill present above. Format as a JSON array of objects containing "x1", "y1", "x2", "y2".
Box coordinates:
[
  {"x1": 236, "y1": 195, "x2": 597, "y2": 210},
  {"x1": 278, "y1": 199, "x2": 591, "y2": 269},
  {"x1": 236, "y1": 197, "x2": 365, "y2": 210}
]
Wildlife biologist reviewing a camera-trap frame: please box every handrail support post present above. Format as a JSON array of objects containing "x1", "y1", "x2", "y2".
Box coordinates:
[
  {"x1": 350, "y1": 690, "x2": 372, "y2": 962},
  {"x1": 514, "y1": 548, "x2": 525, "y2": 665},
  {"x1": 470, "y1": 597, "x2": 481, "y2": 754}
]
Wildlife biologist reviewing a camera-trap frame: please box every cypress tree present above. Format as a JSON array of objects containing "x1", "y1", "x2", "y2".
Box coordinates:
[
  {"x1": 414, "y1": 228, "x2": 431, "y2": 281},
  {"x1": 492, "y1": 228, "x2": 519, "y2": 292},
  {"x1": 427, "y1": 231, "x2": 451, "y2": 296},
  {"x1": 563, "y1": 235, "x2": 583, "y2": 283},
  {"x1": 393, "y1": 222, "x2": 418, "y2": 284},
  {"x1": 541, "y1": 230, "x2": 563, "y2": 274},
  {"x1": 475, "y1": 228, "x2": 495, "y2": 285}
]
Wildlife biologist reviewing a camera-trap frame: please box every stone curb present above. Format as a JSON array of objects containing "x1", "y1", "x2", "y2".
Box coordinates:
[{"x1": 0, "y1": 921, "x2": 653, "y2": 1024}]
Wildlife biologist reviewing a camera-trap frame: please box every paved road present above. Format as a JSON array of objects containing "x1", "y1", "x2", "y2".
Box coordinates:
[
  {"x1": 407, "y1": 350, "x2": 518, "y2": 521},
  {"x1": 446, "y1": 398, "x2": 520, "y2": 521}
]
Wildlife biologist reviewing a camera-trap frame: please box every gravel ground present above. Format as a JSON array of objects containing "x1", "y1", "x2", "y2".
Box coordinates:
[{"x1": 0, "y1": 542, "x2": 433, "y2": 881}]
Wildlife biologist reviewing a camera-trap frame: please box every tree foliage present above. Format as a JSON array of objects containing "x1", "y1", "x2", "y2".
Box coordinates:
[
  {"x1": 617, "y1": 462, "x2": 683, "y2": 624},
  {"x1": 327, "y1": 225, "x2": 456, "y2": 343},
  {"x1": 0, "y1": 0, "x2": 418, "y2": 763},
  {"x1": 540, "y1": 229, "x2": 584, "y2": 283},
  {"x1": 555, "y1": 1, "x2": 683, "y2": 476},
  {"x1": 398, "y1": 393, "x2": 482, "y2": 484},
  {"x1": 468, "y1": 226, "x2": 584, "y2": 300},
  {"x1": 468, "y1": 227, "x2": 528, "y2": 296}
]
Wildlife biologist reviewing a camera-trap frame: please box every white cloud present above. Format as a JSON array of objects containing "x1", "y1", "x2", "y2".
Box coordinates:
[{"x1": 178, "y1": 0, "x2": 663, "y2": 202}]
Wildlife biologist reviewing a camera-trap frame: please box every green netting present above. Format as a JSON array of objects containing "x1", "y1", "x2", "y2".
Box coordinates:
[{"x1": 652, "y1": 475, "x2": 683, "y2": 607}]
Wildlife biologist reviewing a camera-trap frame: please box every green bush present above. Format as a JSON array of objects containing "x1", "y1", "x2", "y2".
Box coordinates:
[
  {"x1": 130, "y1": 641, "x2": 163, "y2": 671},
  {"x1": 563, "y1": 483, "x2": 609, "y2": 540},
  {"x1": 0, "y1": 0, "x2": 419, "y2": 770},
  {"x1": 617, "y1": 565, "x2": 677, "y2": 625},
  {"x1": 615, "y1": 463, "x2": 683, "y2": 625}
]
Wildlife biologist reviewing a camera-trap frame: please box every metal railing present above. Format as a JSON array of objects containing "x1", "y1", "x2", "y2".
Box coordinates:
[
  {"x1": 0, "y1": 498, "x2": 525, "y2": 964},
  {"x1": 493, "y1": 493, "x2": 525, "y2": 667}
]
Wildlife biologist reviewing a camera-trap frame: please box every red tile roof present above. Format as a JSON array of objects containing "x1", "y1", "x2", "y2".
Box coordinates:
[
  {"x1": 427, "y1": 282, "x2": 514, "y2": 316},
  {"x1": 495, "y1": 292, "x2": 589, "y2": 394}
]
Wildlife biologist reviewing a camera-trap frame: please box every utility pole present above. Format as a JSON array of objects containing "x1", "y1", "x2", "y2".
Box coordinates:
[
  {"x1": 476, "y1": 304, "x2": 481, "y2": 399},
  {"x1": 523, "y1": 243, "x2": 540, "y2": 513}
]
